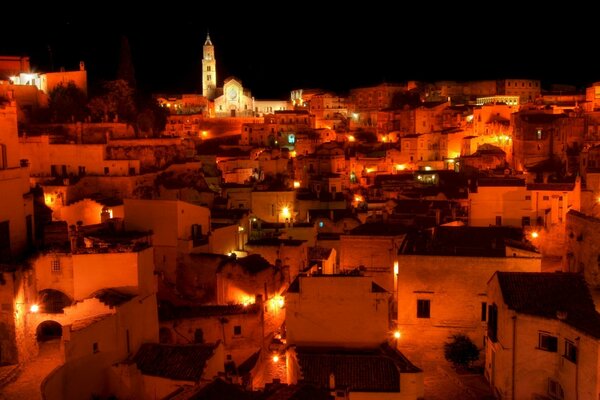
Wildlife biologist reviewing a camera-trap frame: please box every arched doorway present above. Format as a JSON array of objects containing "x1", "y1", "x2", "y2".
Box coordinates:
[
  {"x1": 38, "y1": 289, "x2": 72, "y2": 313},
  {"x1": 36, "y1": 321, "x2": 62, "y2": 342}
]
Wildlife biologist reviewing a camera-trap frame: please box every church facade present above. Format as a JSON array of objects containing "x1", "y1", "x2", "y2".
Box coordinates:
[{"x1": 202, "y1": 34, "x2": 256, "y2": 117}]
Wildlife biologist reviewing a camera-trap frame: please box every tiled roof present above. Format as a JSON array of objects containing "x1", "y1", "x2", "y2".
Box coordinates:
[
  {"x1": 132, "y1": 343, "x2": 218, "y2": 381},
  {"x1": 478, "y1": 177, "x2": 525, "y2": 187},
  {"x1": 159, "y1": 303, "x2": 261, "y2": 321},
  {"x1": 186, "y1": 378, "x2": 255, "y2": 400},
  {"x1": 261, "y1": 383, "x2": 332, "y2": 400},
  {"x1": 371, "y1": 282, "x2": 388, "y2": 293},
  {"x1": 247, "y1": 238, "x2": 306, "y2": 247},
  {"x1": 71, "y1": 314, "x2": 113, "y2": 331},
  {"x1": 526, "y1": 183, "x2": 575, "y2": 191},
  {"x1": 308, "y1": 247, "x2": 333, "y2": 261},
  {"x1": 518, "y1": 113, "x2": 566, "y2": 124},
  {"x1": 348, "y1": 222, "x2": 408, "y2": 236},
  {"x1": 497, "y1": 272, "x2": 600, "y2": 338},
  {"x1": 296, "y1": 345, "x2": 420, "y2": 392},
  {"x1": 91, "y1": 288, "x2": 136, "y2": 307},
  {"x1": 401, "y1": 225, "x2": 531, "y2": 257}
]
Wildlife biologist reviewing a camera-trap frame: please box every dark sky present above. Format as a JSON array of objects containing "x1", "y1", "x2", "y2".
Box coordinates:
[{"x1": 1, "y1": 7, "x2": 595, "y2": 98}]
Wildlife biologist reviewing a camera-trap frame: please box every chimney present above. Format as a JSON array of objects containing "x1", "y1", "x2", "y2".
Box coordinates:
[
  {"x1": 79, "y1": 61, "x2": 85, "y2": 71},
  {"x1": 329, "y1": 373, "x2": 336, "y2": 390}
]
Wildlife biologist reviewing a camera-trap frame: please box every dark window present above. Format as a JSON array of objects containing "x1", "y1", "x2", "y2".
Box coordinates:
[
  {"x1": 538, "y1": 332, "x2": 558, "y2": 352},
  {"x1": 564, "y1": 340, "x2": 577, "y2": 363},
  {"x1": 417, "y1": 299, "x2": 430, "y2": 318},
  {"x1": 488, "y1": 304, "x2": 498, "y2": 342},
  {"x1": 481, "y1": 302, "x2": 487, "y2": 321},
  {"x1": 233, "y1": 325, "x2": 242, "y2": 336},
  {"x1": 93, "y1": 342, "x2": 99, "y2": 353},
  {"x1": 0, "y1": 221, "x2": 11, "y2": 263},
  {"x1": 0, "y1": 143, "x2": 6, "y2": 169},
  {"x1": 104, "y1": 167, "x2": 109, "y2": 175},
  {"x1": 495, "y1": 216, "x2": 502, "y2": 226},
  {"x1": 522, "y1": 216, "x2": 531, "y2": 226},
  {"x1": 126, "y1": 329, "x2": 130, "y2": 354},
  {"x1": 525, "y1": 195, "x2": 531, "y2": 200},
  {"x1": 78, "y1": 166, "x2": 86, "y2": 176},
  {"x1": 543, "y1": 196, "x2": 549, "y2": 201},
  {"x1": 194, "y1": 329, "x2": 204, "y2": 343},
  {"x1": 51, "y1": 259, "x2": 61, "y2": 272}
]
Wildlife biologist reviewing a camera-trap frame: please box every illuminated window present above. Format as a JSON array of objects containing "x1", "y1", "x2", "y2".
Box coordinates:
[
  {"x1": 318, "y1": 221, "x2": 324, "y2": 228},
  {"x1": 417, "y1": 299, "x2": 430, "y2": 318},
  {"x1": 536, "y1": 129, "x2": 542, "y2": 139},
  {"x1": 288, "y1": 134, "x2": 295, "y2": 144},
  {"x1": 538, "y1": 332, "x2": 558, "y2": 352},
  {"x1": 564, "y1": 340, "x2": 577, "y2": 363}
]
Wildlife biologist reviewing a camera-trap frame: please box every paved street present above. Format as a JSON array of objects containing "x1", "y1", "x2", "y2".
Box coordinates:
[{"x1": 0, "y1": 341, "x2": 62, "y2": 400}]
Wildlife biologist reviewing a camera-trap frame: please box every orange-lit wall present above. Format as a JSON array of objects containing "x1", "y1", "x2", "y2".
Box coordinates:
[{"x1": 286, "y1": 276, "x2": 390, "y2": 347}]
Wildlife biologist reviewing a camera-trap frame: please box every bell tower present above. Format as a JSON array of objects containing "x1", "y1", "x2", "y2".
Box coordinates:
[{"x1": 202, "y1": 33, "x2": 217, "y2": 100}]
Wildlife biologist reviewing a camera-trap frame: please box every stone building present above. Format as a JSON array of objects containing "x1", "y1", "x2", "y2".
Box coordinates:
[{"x1": 486, "y1": 272, "x2": 600, "y2": 400}]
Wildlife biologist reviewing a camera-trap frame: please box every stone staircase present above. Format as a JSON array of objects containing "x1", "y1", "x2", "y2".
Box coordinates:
[{"x1": 0, "y1": 364, "x2": 21, "y2": 390}]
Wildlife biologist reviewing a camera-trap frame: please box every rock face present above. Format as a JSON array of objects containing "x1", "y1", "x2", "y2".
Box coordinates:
[{"x1": 106, "y1": 143, "x2": 191, "y2": 173}]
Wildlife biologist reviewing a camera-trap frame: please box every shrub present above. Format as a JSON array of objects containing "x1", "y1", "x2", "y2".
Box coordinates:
[{"x1": 444, "y1": 334, "x2": 480, "y2": 368}]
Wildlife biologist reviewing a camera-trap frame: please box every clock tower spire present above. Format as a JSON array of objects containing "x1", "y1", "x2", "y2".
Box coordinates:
[{"x1": 202, "y1": 32, "x2": 216, "y2": 100}]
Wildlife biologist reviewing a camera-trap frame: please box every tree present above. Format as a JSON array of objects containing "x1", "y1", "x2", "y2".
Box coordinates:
[
  {"x1": 136, "y1": 96, "x2": 169, "y2": 137},
  {"x1": 88, "y1": 79, "x2": 136, "y2": 123},
  {"x1": 444, "y1": 334, "x2": 479, "y2": 369},
  {"x1": 390, "y1": 91, "x2": 422, "y2": 109},
  {"x1": 354, "y1": 129, "x2": 377, "y2": 143},
  {"x1": 48, "y1": 82, "x2": 88, "y2": 122},
  {"x1": 117, "y1": 35, "x2": 136, "y2": 88}
]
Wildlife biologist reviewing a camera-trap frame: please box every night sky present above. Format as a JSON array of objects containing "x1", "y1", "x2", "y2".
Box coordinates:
[{"x1": 1, "y1": 7, "x2": 595, "y2": 98}]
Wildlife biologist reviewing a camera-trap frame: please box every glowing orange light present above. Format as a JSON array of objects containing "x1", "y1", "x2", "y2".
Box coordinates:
[
  {"x1": 30, "y1": 304, "x2": 39, "y2": 313},
  {"x1": 293, "y1": 181, "x2": 301, "y2": 189},
  {"x1": 395, "y1": 164, "x2": 406, "y2": 171},
  {"x1": 354, "y1": 195, "x2": 364, "y2": 203},
  {"x1": 277, "y1": 297, "x2": 284, "y2": 308},
  {"x1": 202, "y1": 131, "x2": 208, "y2": 137},
  {"x1": 272, "y1": 355, "x2": 279, "y2": 363},
  {"x1": 393, "y1": 331, "x2": 401, "y2": 339},
  {"x1": 281, "y1": 207, "x2": 291, "y2": 219},
  {"x1": 44, "y1": 194, "x2": 54, "y2": 206},
  {"x1": 348, "y1": 135, "x2": 355, "y2": 142},
  {"x1": 393, "y1": 261, "x2": 399, "y2": 275},
  {"x1": 381, "y1": 136, "x2": 388, "y2": 142},
  {"x1": 531, "y1": 231, "x2": 539, "y2": 239}
]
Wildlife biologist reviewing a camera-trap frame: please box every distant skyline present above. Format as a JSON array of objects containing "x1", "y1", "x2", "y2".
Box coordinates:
[{"x1": 1, "y1": 8, "x2": 596, "y2": 98}]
